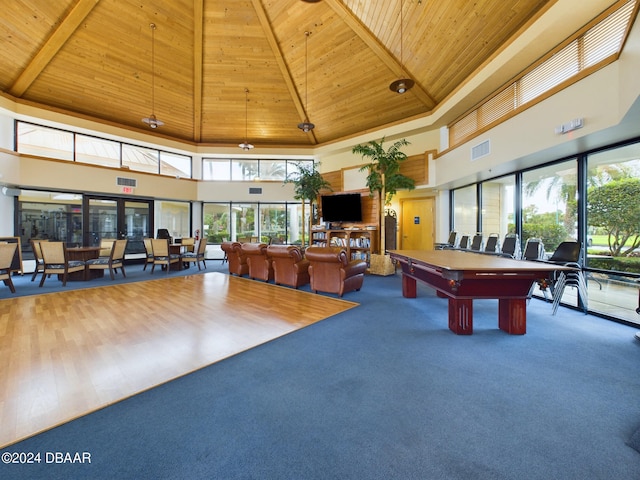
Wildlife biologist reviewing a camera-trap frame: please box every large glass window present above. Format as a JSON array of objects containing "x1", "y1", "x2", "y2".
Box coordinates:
[
  {"x1": 202, "y1": 159, "x2": 231, "y2": 181},
  {"x1": 160, "y1": 152, "x2": 192, "y2": 178},
  {"x1": 17, "y1": 190, "x2": 83, "y2": 260},
  {"x1": 583, "y1": 142, "x2": 640, "y2": 322},
  {"x1": 16, "y1": 121, "x2": 192, "y2": 178},
  {"x1": 17, "y1": 123, "x2": 73, "y2": 160},
  {"x1": 87, "y1": 198, "x2": 118, "y2": 245},
  {"x1": 587, "y1": 143, "x2": 640, "y2": 267},
  {"x1": 232, "y1": 160, "x2": 259, "y2": 181},
  {"x1": 287, "y1": 203, "x2": 303, "y2": 246},
  {"x1": 522, "y1": 160, "x2": 577, "y2": 255},
  {"x1": 203, "y1": 202, "x2": 303, "y2": 245},
  {"x1": 156, "y1": 201, "x2": 190, "y2": 239},
  {"x1": 481, "y1": 176, "x2": 515, "y2": 239},
  {"x1": 259, "y1": 160, "x2": 287, "y2": 181},
  {"x1": 76, "y1": 135, "x2": 121, "y2": 168},
  {"x1": 452, "y1": 185, "x2": 477, "y2": 236},
  {"x1": 122, "y1": 145, "x2": 159, "y2": 174},
  {"x1": 202, "y1": 158, "x2": 313, "y2": 181},
  {"x1": 203, "y1": 204, "x2": 231, "y2": 243},
  {"x1": 260, "y1": 204, "x2": 287, "y2": 243},
  {"x1": 234, "y1": 203, "x2": 258, "y2": 241}
]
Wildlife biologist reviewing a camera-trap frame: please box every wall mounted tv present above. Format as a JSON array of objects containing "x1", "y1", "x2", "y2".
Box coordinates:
[{"x1": 321, "y1": 193, "x2": 363, "y2": 223}]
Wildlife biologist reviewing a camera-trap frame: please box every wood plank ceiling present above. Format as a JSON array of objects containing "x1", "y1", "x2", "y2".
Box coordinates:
[{"x1": 0, "y1": 0, "x2": 557, "y2": 148}]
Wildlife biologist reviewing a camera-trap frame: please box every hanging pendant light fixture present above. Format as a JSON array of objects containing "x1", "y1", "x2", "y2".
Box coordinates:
[
  {"x1": 239, "y1": 88, "x2": 254, "y2": 151},
  {"x1": 389, "y1": 0, "x2": 414, "y2": 94},
  {"x1": 142, "y1": 23, "x2": 164, "y2": 129},
  {"x1": 297, "y1": 31, "x2": 315, "y2": 133}
]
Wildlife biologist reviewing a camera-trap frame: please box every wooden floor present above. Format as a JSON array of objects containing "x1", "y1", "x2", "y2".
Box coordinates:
[{"x1": 0, "y1": 272, "x2": 358, "y2": 448}]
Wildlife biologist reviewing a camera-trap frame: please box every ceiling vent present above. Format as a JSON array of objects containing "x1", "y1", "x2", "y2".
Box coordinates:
[
  {"x1": 471, "y1": 140, "x2": 490, "y2": 161},
  {"x1": 116, "y1": 177, "x2": 137, "y2": 188}
]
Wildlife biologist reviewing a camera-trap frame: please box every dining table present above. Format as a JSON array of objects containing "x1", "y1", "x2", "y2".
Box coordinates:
[{"x1": 66, "y1": 246, "x2": 103, "y2": 280}]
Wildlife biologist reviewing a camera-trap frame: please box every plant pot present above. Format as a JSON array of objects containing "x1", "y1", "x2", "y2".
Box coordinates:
[{"x1": 369, "y1": 253, "x2": 396, "y2": 276}]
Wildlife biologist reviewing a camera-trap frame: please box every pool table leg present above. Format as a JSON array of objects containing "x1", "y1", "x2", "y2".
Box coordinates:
[
  {"x1": 498, "y1": 298, "x2": 527, "y2": 335},
  {"x1": 449, "y1": 298, "x2": 473, "y2": 335},
  {"x1": 401, "y1": 274, "x2": 417, "y2": 298}
]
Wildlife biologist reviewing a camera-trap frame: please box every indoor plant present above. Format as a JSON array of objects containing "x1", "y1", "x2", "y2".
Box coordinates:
[
  {"x1": 284, "y1": 162, "x2": 332, "y2": 247},
  {"x1": 353, "y1": 137, "x2": 415, "y2": 274}
]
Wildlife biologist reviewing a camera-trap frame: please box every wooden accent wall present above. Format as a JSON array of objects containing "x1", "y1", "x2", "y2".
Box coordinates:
[
  {"x1": 400, "y1": 153, "x2": 428, "y2": 185},
  {"x1": 321, "y1": 170, "x2": 343, "y2": 192},
  {"x1": 360, "y1": 192, "x2": 379, "y2": 225}
]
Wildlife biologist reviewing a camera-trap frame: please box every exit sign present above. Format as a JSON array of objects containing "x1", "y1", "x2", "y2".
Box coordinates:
[{"x1": 122, "y1": 186, "x2": 134, "y2": 194}]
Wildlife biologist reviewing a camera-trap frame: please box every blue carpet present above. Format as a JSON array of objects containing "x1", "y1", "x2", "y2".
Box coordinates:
[{"x1": 2, "y1": 266, "x2": 640, "y2": 479}]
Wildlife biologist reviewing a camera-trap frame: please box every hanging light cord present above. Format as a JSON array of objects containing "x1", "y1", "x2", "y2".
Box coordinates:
[
  {"x1": 304, "y1": 31, "x2": 310, "y2": 121},
  {"x1": 244, "y1": 88, "x2": 249, "y2": 143},
  {"x1": 297, "y1": 31, "x2": 315, "y2": 131},
  {"x1": 150, "y1": 23, "x2": 156, "y2": 116},
  {"x1": 399, "y1": 0, "x2": 404, "y2": 71}
]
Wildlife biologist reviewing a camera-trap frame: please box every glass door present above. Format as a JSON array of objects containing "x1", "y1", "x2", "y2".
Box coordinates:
[{"x1": 84, "y1": 196, "x2": 152, "y2": 256}]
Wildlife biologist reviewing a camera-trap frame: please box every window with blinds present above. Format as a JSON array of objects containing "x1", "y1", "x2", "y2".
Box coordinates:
[{"x1": 449, "y1": 0, "x2": 636, "y2": 148}]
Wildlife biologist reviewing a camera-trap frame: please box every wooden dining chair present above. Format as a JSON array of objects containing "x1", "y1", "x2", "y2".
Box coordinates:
[
  {"x1": 39, "y1": 241, "x2": 86, "y2": 287},
  {"x1": 99, "y1": 239, "x2": 116, "y2": 257},
  {"x1": 180, "y1": 237, "x2": 196, "y2": 253},
  {"x1": 30, "y1": 239, "x2": 48, "y2": 282},
  {"x1": 86, "y1": 239, "x2": 128, "y2": 280},
  {"x1": 150, "y1": 238, "x2": 180, "y2": 274},
  {"x1": 0, "y1": 243, "x2": 18, "y2": 293},
  {"x1": 143, "y1": 238, "x2": 154, "y2": 270},
  {"x1": 181, "y1": 238, "x2": 207, "y2": 270}
]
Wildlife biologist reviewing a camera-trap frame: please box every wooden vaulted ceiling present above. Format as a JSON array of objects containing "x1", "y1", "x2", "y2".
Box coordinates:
[{"x1": 1, "y1": 0, "x2": 560, "y2": 148}]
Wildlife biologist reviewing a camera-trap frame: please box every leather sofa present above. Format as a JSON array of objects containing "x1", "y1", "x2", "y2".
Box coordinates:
[
  {"x1": 221, "y1": 241, "x2": 249, "y2": 276},
  {"x1": 241, "y1": 242, "x2": 274, "y2": 282},
  {"x1": 266, "y1": 244, "x2": 310, "y2": 289},
  {"x1": 304, "y1": 246, "x2": 367, "y2": 297}
]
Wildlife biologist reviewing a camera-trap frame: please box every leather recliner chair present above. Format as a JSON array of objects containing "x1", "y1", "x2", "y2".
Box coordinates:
[
  {"x1": 221, "y1": 241, "x2": 249, "y2": 276},
  {"x1": 305, "y1": 246, "x2": 367, "y2": 297},
  {"x1": 241, "y1": 242, "x2": 274, "y2": 282},
  {"x1": 266, "y1": 244, "x2": 310, "y2": 289}
]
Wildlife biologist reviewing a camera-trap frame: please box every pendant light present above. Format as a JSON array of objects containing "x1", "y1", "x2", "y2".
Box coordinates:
[
  {"x1": 389, "y1": 0, "x2": 414, "y2": 94},
  {"x1": 142, "y1": 23, "x2": 164, "y2": 128},
  {"x1": 239, "y1": 88, "x2": 254, "y2": 151},
  {"x1": 297, "y1": 31, "x2": 315, "y2": 133}
]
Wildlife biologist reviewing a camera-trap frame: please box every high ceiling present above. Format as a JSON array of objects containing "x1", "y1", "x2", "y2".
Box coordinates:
[{"x1": 1, "y1": 0, "x2": 600, "y2": 149}]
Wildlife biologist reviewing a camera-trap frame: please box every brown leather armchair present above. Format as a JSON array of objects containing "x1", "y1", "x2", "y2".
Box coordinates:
[
  {"x1": 241, "y1": 242, "x2": 274, "y2": 282},
  {"x1": 221, "y1": 241, "x2": 249, "y2": 276},
  {"x1": 305, "y1": 246, "x2": 367, "y2": 297},
  {"x1": 266, "y1": 244, "x2": 310, "y2": 289}
]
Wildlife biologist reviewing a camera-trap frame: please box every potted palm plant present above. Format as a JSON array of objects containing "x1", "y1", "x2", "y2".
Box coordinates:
[
  {"x1": 284, "y1": 162, "x2": 332, "y2": 247},
  {"x1": 353, "y1": 137, "x2": 415, "y2": 274}
]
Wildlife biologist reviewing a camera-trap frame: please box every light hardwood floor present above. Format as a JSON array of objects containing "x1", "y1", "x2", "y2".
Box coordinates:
[{"x1": 0, "y1": 272, "x2": 358, "y2": 448}]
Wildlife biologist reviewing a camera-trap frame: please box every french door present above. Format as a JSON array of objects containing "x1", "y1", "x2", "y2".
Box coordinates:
[{"x1": 83, "y1": 196, "x2": 153, "y2": 256}]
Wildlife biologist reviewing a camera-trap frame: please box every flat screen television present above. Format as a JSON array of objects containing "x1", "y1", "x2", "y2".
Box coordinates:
[{"x1": 321, "y1": 193, "x2": 362, "y2": 223}]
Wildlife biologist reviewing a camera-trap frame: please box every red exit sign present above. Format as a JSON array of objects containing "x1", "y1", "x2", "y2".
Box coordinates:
[{"x1": 122, "y1": 186, "x2": 134, "y2": 194}]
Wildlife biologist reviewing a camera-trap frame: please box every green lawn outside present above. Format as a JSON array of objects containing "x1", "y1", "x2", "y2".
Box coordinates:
[{"x1": 590, "y1": 234, "x2": 638, "y2": 247}]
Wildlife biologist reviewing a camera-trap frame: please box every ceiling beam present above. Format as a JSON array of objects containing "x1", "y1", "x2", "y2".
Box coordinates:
[
  {"x1": 323, "y1": 0, "x2": 437, "y2": 109},
  {"x1": 251, "y1": 0, "x2": 317, "y2": 143},
  {"x1": 193, "y1": 0, "x2": 204, "y2": 142},
  {"x1": 9, "y1": 0, "x2": 101, "y2": 98}
]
